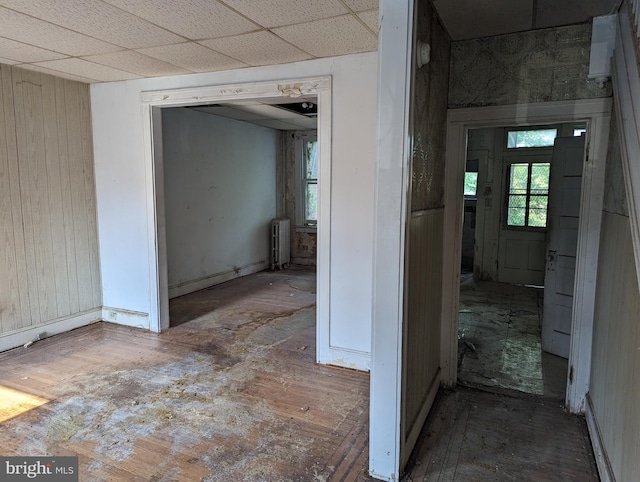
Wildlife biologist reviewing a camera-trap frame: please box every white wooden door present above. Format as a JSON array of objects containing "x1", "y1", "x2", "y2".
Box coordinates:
[
  {"x1": 542, "y1": 136, "x2": 585, "y2": 358},
  {"x1": 497, "y1": 156, "x2": 550, "y2": 286}
]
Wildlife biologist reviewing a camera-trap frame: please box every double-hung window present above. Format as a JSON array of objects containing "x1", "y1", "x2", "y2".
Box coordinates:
[
  {"x1": 303, "y1": 139, "x2": 318, "y2": 225},
  {"x1": 295, "y1": 133, "x2": 318, "y2": 226}
]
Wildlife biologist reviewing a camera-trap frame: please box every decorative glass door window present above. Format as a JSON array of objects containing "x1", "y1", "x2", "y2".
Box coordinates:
[{"x1": 506, "y1": 162, "x2": 550, "y2": 228}]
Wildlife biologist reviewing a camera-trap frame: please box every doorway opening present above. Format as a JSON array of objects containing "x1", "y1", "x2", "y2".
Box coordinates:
[
  {"x1": 141, "y1": 77, "x2": 333, "y2": 366},
  {"x1": 442, "y1": 99, "x2": 613, "y2": 413},
  {"x1": 456, "y1": 122, "x2": 587, "y2": 399}
]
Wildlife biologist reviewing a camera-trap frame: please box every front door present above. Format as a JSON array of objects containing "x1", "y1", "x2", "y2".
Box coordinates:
[{"x1": 541, "y1": 136, "x2": 585, "y2": 358}]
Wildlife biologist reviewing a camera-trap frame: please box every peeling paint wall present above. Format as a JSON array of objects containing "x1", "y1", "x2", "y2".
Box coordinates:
[
  {"x1": 588, "y1": 108, "x2": 640, "y2": 481},
  {"x1": 283, "y1": 131, "x2": 317, "y2": 265},
  {"x1": 449, "y1": 23, "x2": 611, "y2": 108}
]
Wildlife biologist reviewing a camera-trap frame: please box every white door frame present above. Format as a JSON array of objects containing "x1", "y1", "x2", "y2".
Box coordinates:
[
  {"x1": 140, "y1": 77, "x2": 333, "y2": 366},
  {"x1": 441, "y1": 98, "x2": 612, "y2": 413}
]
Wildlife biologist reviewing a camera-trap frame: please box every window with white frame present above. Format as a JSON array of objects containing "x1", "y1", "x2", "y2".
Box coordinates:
[{"x1": 295, "y1": 132, "x2": 318, "y2": 227}]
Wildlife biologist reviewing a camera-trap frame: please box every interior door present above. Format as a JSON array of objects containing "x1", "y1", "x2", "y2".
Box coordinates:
[
  {"x1": 497, "y1": 156, "x2": 549, "y2": 286},
  {"x1": 542, "y1": 136, "x2": 585, "y2": 358}
]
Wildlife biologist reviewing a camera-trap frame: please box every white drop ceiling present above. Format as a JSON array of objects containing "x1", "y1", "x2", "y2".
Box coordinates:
[
  {"x1": 0, "y1": 0, "x2": 379, "y2": 83},
  {"x1": 0, "y1": 0, "x2": 620, "y2": 83}
]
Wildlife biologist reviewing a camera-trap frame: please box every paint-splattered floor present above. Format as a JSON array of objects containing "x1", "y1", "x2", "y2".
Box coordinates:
[
  {"x1": 457, "y1": 277, "x2": 568, "y2": 400},
  {"x1": 0, "y1": 267, "x2": 370, "y2": 481}
]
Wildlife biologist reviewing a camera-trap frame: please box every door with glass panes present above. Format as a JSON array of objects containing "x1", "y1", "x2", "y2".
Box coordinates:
[{"x1": 497, "y1": 157, "x2": 550, "y2": 285}]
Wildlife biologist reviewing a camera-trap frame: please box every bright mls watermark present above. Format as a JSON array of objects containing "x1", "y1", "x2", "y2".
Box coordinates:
[{"x1": 0, "y1": 457, "x2": 78, "y2": 481}]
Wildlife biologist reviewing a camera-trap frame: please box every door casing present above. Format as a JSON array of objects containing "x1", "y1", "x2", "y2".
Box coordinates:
[{"x1": 442, "y1": 99, "x2": 612, "y2": 413}]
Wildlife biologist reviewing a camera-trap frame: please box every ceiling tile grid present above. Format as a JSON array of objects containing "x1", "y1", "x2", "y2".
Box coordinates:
[
  {"x1": 0, "y1": 0, "x2": 379, "y2": 82},
  {"x1": 1, "y1": 0, "x2": 184, "y2": 48},
  {"x1": 220, "y1": 0, "x2": 348, "y2": 28},
  {"x1": 0, "y1": 36, "x2": 67, "y2": 63},
  {"x1": 31, "y1": 58, "x2": 141, "y2": 82},
  {"x1": 272, "y1": 14, "x2": 378, "y2": 58},
  {"x1": 101, "y1": 0, "x2": 260, "y2": 40},
  {"x1": 136, "y1": 42, "x2": 248, "y2": 73},
  {"x1": 0, "y1": 6, "x2": 121, "y2": 56},
  {"x1": 82, "y1": 50, "x2": 191, "y2": 77},
  {"x1": 199, "y1": 31, "x2": 312, "y2": 67}
]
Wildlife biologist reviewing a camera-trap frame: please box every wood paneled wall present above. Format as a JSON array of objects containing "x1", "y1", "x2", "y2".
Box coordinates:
[
  {"x1": 402, "y1": 209, "x2": 443, "y2": 461},
  {"x1": 0, "y1": 64, "x2": 100, "y2": 337},
  {"x1": 589, "y1": 211, "x2": 640, "y2": 480}
]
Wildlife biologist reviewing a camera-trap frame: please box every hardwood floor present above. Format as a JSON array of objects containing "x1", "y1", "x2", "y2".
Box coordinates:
[
  {"x1": 0, "y1": 267, "x2": 370, "y2": 481},
  {"x1": 403, "y1": 387, "x2": 599, "y2": 482},
  {"x1": 0, "y1": 267, "x2": 600, "y2": 481}
]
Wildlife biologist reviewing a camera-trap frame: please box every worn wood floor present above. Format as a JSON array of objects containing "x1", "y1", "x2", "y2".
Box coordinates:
[
  {"x1": 403, "y1": 387, "x2": 599, "y2": 482},
  {"x1": 0, "y1": 267, "x2": 370, "y2": 481},
  {"x1": 0, "y1": 268, "x2": 600, "y2": 482}
]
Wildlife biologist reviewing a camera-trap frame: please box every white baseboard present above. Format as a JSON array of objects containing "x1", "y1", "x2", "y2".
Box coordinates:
[
  {"x1": 585, "y1": 393, "x2": 615, "y2": 482},
  {"x1": 318, "y1": 346, "x2": 371, "y2": 372},
  {"x1": 168, "y1": 261, "x2": 268, "y2": 299},
  {"x1": 102, "y1": 306, "x2": 150, "y2": 330},
  {"x1": 0, "y1": 308, "x2": 102, "y2": 353}
]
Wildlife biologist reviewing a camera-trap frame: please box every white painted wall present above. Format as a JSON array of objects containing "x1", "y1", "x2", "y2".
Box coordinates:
[
  {"x1": 162, "y1": 108, "x2": 277, "y2": 298},
  {"x1": 90, "y1": 53, "x2": 377, "y2": 362}
]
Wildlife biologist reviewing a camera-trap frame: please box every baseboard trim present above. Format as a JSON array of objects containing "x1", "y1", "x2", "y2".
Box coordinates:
[
  {"x1": 102, "y1": 307, "x2": 150, "y2": 330},
  {"x1": 168, "y1": 261, "x2": 269, "y2": 299},
  {"x1": 585, "y1": 393, "x2": 615, "y2": 482},
  {"x1": 319, "y1": 346, "x2": 371, "y2": 372},
  {"x1": 0, "y1": 308, "x2": 102, "y2": 353}
]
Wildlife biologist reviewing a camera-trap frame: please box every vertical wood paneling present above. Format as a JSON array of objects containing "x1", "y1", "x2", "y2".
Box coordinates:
[
  {"x1": 590, "y1": 211, "x2": 640, "y2": 480},
  {"x1": 0, "y1": 64, "x2": 100, "y2": 336},
  {"x1": 54, "y1": 77, "x2": 80, "y2": 314},
  {"x1": 1, "y1": 65, "x2": 30, "y2": 328},
  {"x1": 64, "y1": 80, "x2": 93, "y2": 311},
  {"x1": 41, "y1": 73, "x2": 70, "y2": 316},
  {"x1": 11, "y1": 67, "x2": 41, "y2": 326},
  {"x1": 404, "y1": 209, "x2": 444, "y2": 441},
  {"x1": 0, "y1": 66, "x2": 20, "y2": 332},
  {"x1": 79, "y1": 84, "x2": 101, "y2": 308}
]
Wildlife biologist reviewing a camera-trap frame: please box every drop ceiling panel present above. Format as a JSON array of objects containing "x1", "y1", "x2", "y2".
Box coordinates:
[
  {"x1": 200, "y1": 31, "x2": 312, "y2": 66},
  {"x1": 343, "y1": 0, "x2": 379, "y2": 12},
  {"x1": 357, "y1": 10, "x2": 379, "y2": 33},
  {"x1": 32, "y1": 58, "x2": 141, "y2": 82},
  {"x1": 136, "y1": 43, "x2": 247, "y2": 73},
  {"x1": 102, "y1": 0, "x2": 259, "y2": 40},
  {"x1": 273, "y1": 14, "x2": 377, "y2": 57},
  {"x1": 18, "y1": 63, "x2": 100, "y2": 83},
  {"x1": 433, "y1": 0, "x2": 534, "y2": 40},
  {"x1": 221, "y1": 0, "x2": 348, "y2": 28},
  {"x1": 1, "y1": 0, "x2": 184, "y2": 49},
  {"x1": 0, "y1": 7, "x2": 121, "y2": 56},
  {"x1": 82, "y1": 50, "x2": 190, "y2": 77},
  {"x1": 0, "y1": 37, "x2": 67, "y2": 63}
]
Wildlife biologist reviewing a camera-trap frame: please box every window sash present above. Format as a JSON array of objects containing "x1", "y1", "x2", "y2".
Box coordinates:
[{"x1": 506, "y1": 162, "x2": 550, "y2": 229}]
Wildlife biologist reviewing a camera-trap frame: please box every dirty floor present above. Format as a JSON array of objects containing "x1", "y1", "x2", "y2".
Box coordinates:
[
  {"x1": 0, "y1": 267, "x2": 370, "y2": 481},
  {"x1": 403, "y1": 386, "x2": 599, "y2": 481},
  {"x1": 457, "y1": 276, "x2": 568, "y2": 400}
]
